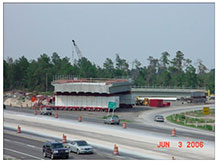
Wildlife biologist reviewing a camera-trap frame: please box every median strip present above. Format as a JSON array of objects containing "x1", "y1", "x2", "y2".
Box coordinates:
[{"x1": 166, "y1": 109, "x2": 215, "y2": 132}]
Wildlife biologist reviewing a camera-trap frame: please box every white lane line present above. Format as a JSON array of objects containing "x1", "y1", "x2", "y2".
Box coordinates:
[
  {"x1": 4, "y1": 139, "x2": 42, "y2": 150},
  {"x1": 26, "y1": 144, "x2": 37, "y2": 148},
  {"x1": 4, "y1": 147, "x2": 43, "y2": 160}
]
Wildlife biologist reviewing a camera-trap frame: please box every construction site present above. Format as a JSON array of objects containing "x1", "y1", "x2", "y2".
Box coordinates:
[
  {"x1": 4, "y1": 38, "x2": 213, "y2": 111},
  {"x1": 50, "y1": 78, "x2": 135, "y2": 111},
  {"x1": 3, "y1": 40, "x2": 215, "y2": 160},
  {"x1": 3, "y1": 80, "x2": 214, "y2": 113}
]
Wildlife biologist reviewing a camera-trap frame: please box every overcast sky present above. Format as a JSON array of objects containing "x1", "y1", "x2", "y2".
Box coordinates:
[{"x1": 3, "y1": 3, "x2": 215, "y2": 69}]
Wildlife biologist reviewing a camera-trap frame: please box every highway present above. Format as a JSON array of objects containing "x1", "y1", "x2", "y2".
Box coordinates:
[
  {"x1": 3, "y1": 106, "x2": 215, "y2": 160},
  {"x1": 3, "y1": 128, "x2": 140, "y2": 160},
  {"x1": 138, "y1": 104, "x2": 215, "y2": 137},
  {"x1": 4, "y1": 105, "x2": 215, "y2": 142}
]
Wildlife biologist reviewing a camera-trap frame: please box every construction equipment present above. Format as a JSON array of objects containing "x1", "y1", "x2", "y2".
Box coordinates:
[
  {"x1": 136, "y1": 97, "x2": 149, "y2": 106},
  {"x1": 143, "y1": 97, "x2": 149, "y2": 106},
  {"x1": 72, "y1": 40, "x2": 82, "y2": 64},
  {"x1": 184, "y1": 91, "x2": 207, "y2": 103}
]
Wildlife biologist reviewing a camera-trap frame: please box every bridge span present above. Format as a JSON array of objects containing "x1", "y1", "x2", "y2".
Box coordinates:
[{"x1": 131, "y1": 86, "x2": 207, "y2": 98}]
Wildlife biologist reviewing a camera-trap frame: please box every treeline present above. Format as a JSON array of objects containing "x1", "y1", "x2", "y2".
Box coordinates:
[{"x1": 3, "y1": 51, "x2": 215, "y2": 93}]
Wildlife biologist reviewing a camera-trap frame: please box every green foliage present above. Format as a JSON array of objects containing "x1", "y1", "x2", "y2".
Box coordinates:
[
  {"x1": 166, "y1": 113, "x2": 214, "y2": 132},
  {"x1": 3, "y1": 51, "x2": 214, "y2": 93}
]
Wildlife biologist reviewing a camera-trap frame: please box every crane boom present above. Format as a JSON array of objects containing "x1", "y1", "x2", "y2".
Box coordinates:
[{"x1": 72, "y1": 40, "x2": 82, "y2": 59}]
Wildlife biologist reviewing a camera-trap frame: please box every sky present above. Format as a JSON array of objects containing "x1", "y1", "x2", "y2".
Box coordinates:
[{"x1": 3, "y1": 3, "x2": 215, "y2": 69}]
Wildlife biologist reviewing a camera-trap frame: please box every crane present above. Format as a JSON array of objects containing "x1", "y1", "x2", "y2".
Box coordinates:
[{"x1": 72, "y1": 40, "x2": 82, "y2": 64}]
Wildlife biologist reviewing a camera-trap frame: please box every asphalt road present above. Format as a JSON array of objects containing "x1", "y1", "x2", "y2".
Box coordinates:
[
  {"x1": 4, "y1": 106, "x2": 215, "y2": 142},
  {"x1": 4, "y1": 110, "x2": 215, "y2": 160},
  {"x1": 3, "y1": 129, "x2": 131, "y2": 160}
]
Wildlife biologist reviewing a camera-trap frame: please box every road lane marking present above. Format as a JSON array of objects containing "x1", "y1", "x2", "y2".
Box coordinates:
[
  {"x1": 4, "y1": 147, "x2": 43, "y2": 160},
  {"x1": 4, "y1": 138, "x2": 42, "y2": 150},
  {"x1": 26, "y1": 144, "x2": 38, "y2": 149},
  {"x1": 3, "y1": 154, "x2": 17, "y2": 160},
  {"x1": 4, "y1": 139, "x2": 11, "y2": 142},
  {"x1": 4, "y1": 129, "x2": 51, "y2": 143}
]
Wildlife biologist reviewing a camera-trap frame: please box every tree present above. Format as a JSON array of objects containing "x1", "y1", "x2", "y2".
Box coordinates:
[
  {"x1": 157, "y1": 52, "x2": 171, "y2": 86},
  {"x1": 3, "y1": 60, "x2": 9, "y2": 90},
  {"x1": 156, "y1": 70, "x2": 171, "y2": 86},
  {"x1": 130, "y1": 59, "x2": 141, "y2": 81},
  {"x1": 207, "y1": 69, "x2": 215, "y2": 93},
  {"x1": 35, "y1": 54, "x2": 52, "y2": 91},
  {"x1": 134, "y1": 67, "x2": 148, "y2": 86},
  {"x1": 3, "y1": 50, "x2": 214, "y2": 93},
  {"x1": 196, "y1": 59, "x2": 209, "y2": 88},
  {"x1": 115, "y1": 54, "x2": 129, "y2": 77},
  {"x1": 15, "y1": 56, "x2": 30, "y2": 89},
  {"x1": 103, "y1": 58, "x2": 114, "y2": 70},
  {"x1": 160, "y1": 51, "x2": 170, "y2": 69},
  {"x1": 172, "y1": 51, "x2": 185, "y2": 71},
  {"x1": 103, "y1": 58, "x2": 114, "y2": 78},
  {"x1": 184, "y1": 59, "x2": 192, "y2": 68},
  {"x1": 184, "y1": 64, "x2": 198, "y2": 88},
  {"x1": 168, "y1": 51, "x2": 186, "y2": 87},
  {"x1": 5, "y1": 57, "x2": 17, "y2": 90},
  {"x1": 26, "y1": 60, "x2": 39, "y2": 91},
  {"x1": 77, "y1": 57, "x2": 97, "y2": 78},
  {"x1": 197, "y1": 59, "x2": 208, "y2": 74},
  {"x1": 59, "y1": 57, "x2": 73, "y2": 75},
  {"x1": 146, "y1": 56, "x2": 158, "y2": 85},
  {"x1": 51, "y1": 52, "x2": 61, "y2": 65}
]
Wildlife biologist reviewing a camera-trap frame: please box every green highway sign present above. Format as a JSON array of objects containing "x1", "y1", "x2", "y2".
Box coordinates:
[{"x1": 108, "y1": 101, "x2": 117, "y2": 110}]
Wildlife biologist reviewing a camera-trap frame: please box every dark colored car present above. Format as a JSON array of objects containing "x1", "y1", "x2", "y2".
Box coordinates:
[
  {"x1": 104, "y1": 115, "x2": 120, "y2": 125},
  {"x1": 154, "y1": 115, "x2": 165, "y2": 122},
  {"x1": 42, "y1": 141, "x2": 69, "y2": 159}
]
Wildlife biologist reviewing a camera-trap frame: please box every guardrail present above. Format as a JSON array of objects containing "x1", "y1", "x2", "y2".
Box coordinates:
[{"x1": 132, "y1": 85, "x2": 206, "y2": 90}]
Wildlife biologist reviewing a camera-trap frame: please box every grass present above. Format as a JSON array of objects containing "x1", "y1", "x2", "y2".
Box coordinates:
[
  {"x1": 166, "y1": 110, "x2": 215, "y2": 132},
  {"x1": 187, "y1": 109, "x2": 215, "y2": 117}
]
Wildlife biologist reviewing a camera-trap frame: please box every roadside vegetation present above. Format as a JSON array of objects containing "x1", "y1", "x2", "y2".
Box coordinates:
[
  {"x1": 4, "y1": 51, "x2": 214, "y2": 93},
  {"x1": 166, "y1": 109, "x2": 215, "y2": 131}
]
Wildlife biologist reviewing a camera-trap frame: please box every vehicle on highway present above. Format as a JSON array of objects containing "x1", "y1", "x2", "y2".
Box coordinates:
[
  {"x1": 64, "y1": 140, "x2": 93, "y2": 154},
  {"x1": 209, "y1": 95, "x2": 215, "y2": 100},
  {"x1": 104, "y1": 115, "x2": 120, "y2": 125},
  {"x1": 154, "y1": 115, "x2": 165, "y2": 122},
  {"x1": 42, "y1": 141, "x2": 69, "y2": 159},
  {"x1": 40, "y1": 107, "x2": 52, "y2": 115}
]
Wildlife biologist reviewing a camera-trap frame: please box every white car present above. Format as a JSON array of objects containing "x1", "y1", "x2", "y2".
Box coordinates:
[
  {"x1": 64, "y1": 140, "x2": 93, "y2": 154},
  {"x1": 40, "y1": 107, "x2": 52, "y2": 115},
  {"x1": 154, "y1": 115, "x2": 165, "y2": 122}
]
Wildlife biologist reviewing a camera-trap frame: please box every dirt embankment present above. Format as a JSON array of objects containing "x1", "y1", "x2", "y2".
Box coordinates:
[{"x1": 3, "y1": 91, "x2": 50, "y2": 108}]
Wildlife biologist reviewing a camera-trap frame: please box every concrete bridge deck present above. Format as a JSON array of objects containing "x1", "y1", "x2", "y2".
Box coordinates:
[{"x1": 131, "y1": 86, "x2": 206, "y2": 98}]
